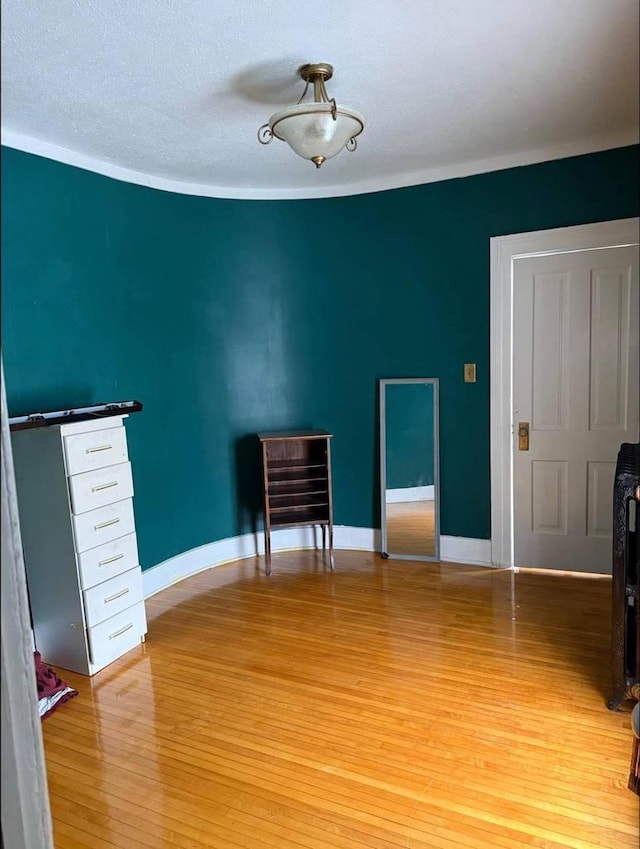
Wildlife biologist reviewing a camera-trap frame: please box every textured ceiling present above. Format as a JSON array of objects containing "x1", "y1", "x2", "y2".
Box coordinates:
[{"x1": 1, "y1": 0, "x2": 638, "y2": 199}]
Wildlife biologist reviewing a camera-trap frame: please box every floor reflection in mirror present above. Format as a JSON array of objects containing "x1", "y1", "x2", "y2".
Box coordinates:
[{"x1": 385, "y1": 499, "x2": 435, "y2": 557}]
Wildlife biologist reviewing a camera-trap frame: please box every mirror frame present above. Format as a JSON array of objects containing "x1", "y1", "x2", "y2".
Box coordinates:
[{"x1": 379, "y1": 378, "x2": 440, "y2": 562}]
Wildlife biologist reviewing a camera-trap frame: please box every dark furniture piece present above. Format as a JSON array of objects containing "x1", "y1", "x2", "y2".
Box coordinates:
[
  {"x1": 258, "y1": 430, "x2": 334, "y2": 576},
  {"x1": 608, "y1": 442, "x2": 640, "y2": 711}
]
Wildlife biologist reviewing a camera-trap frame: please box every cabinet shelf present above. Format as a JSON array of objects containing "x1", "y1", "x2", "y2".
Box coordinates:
[
  {"x1": 269, "y1": 476, "x2": 327, "y2": 486},
  {"x1": 270, "y1": 499, "x2": 329, "y2": 513},
  {"x1": 258, "y1": 430, "x2": 334, "y2": 576},
  {"x1": 269, "y1": 483, "x2": 328, "y2": 498},
  {"x1": 268, "y1": 473, "x2": 327, "y2": 486},
  {"x1": 266, "y1": 459, "x2": 326, "y2": 472},
  {"x1": 271, "y1": 509, "x2": 330, "y2": 528}
]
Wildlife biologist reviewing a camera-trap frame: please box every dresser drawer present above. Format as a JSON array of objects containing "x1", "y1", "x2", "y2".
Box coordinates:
[
  {"x1": 87, "y1": 602, "x2": 147, "y2": 672},
  {"x1": 64, "y1": 426, "x2": 128, "y2": 476},
  {"x1": 83, "y1": 567, "x2": 143, "y2": 628},
  {"x1": 73, "y1": 499, "x2": 135, "y2": 553},
  {"x1": 68, "y1": 462, "x2": 133, "y2": 515},
  {"x1": 77, "y1": 532, "x2": 139, "y2": 590}
]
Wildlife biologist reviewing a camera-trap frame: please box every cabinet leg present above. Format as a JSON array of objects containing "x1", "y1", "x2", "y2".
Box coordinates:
[
  {"x1": 606, "y1": 692, "x2": 625, "y2": 711},
  {"x1": 328, "y1": 523, "x2": 335, "y2": 570},
  {"x1": 265, "y1": 531, "x2": 272, "y2": 577},
  {"x1": 321, "y1": 524, "x2": 326, "y2": 553}
]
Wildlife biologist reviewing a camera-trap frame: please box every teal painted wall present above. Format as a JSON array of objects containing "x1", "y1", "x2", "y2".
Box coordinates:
[
  {"x1": 385, "y1": 383, "x2": 434, "y2": 490},
  {"x1": 2, "y1": 146, "x2": 638, "y2": 568}
]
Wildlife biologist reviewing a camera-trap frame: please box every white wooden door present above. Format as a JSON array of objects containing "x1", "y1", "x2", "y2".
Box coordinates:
[{"x1": 513, "y1": 246, "x2": 639, "y2": 572}]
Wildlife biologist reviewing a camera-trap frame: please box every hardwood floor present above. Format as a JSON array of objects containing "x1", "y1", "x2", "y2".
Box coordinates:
[{"x1": 42, "y1": 551, "x2": 638, "y2": 849}]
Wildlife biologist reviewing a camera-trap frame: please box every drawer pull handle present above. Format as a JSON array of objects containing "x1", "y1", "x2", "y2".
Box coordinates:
[
  {"x1": 98, "y1": 553, "x2": 125, "y2": 567},
  {"x1": 91, "y1": 481, "x2": 118, "y2": 493},
  {"x1": 85, "y1": 444, "x2": 113, "y2": 454},
  {"x1": 108, "y1": 623, "x2": 133, "y2": 640},
  {"x1": 104, "y1": 588, "x2": 130, "y2": 604},
  {"x1": 94, "y1": 517, "x2": 120, "y2": 531}
]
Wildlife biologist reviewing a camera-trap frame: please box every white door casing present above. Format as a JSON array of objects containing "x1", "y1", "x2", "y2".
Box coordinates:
[
  {"x1": 512, "y1": 247, "x2": 639, "y2": 572},
  {"x1": 490, "y1": 218, "x2": 640, "y2": 570},
  {"x1": 1, "y1": 356, "x2": 55, "y2": 849}
]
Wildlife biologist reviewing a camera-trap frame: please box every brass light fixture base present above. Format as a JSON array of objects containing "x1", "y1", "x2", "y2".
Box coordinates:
[{"x1": 299, "y1": 63, "x2": 334, "y2": 83}]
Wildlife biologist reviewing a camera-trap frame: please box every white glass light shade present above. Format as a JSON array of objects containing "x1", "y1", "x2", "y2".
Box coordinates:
[{"x1": 269, "y1": 102, "x2": 365, "y2": 163}]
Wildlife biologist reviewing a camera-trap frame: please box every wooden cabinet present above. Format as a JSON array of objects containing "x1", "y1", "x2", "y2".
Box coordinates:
[
  {"x1": 11, "y1": 415, "x2": 147, "y2": 675},
  {"x1": 258, "y1": 430, "x2": 334, "y2": 575}
]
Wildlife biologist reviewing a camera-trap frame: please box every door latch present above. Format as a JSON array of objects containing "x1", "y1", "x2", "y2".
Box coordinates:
[{"x1": 518, "y1": 422, "x2": 529, "y2": 451}]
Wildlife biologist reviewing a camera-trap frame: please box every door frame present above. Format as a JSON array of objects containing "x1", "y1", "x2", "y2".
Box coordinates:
[
  {"x1": 489, "y1": 217, "x2": 640, "y2": 569},
  {"x1": 1, "y1": 356, "x2": 54, "y2": 849}
]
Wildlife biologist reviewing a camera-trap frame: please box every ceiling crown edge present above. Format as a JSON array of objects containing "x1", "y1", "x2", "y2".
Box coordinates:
[{"x1": 2, "y1": 129, "x2": 638, "y2": 202}]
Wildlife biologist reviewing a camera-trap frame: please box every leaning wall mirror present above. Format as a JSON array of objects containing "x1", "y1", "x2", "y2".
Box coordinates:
[{"x1": 379, "y1": 378, "x2": 440, "y2": 561}]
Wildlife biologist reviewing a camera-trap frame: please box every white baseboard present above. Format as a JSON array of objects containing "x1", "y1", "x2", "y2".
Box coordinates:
[
  {"x1": 385, "y1": 486, "x2": 434, "y2": 503},
  {"x1": 440, "y1": 535, "x2": 493, "y2": 566},
  {"x1": 142, "y1": 527, "x2": 494, "y2": 599}
]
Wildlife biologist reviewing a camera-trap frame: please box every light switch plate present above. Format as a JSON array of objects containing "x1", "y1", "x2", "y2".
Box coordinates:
[{"x1": 464, "y1": 363, "x2": 476, "y2": 383}]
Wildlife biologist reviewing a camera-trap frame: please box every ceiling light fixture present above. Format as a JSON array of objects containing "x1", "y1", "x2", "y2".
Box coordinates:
[{"x1": 257, "y1": 63, "x2": 365, "y2": 169}]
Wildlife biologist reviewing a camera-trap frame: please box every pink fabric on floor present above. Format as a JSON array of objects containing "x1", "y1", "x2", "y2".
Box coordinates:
[{"x1": 34, "y1": 652, "x2": 77, "y2": 720}]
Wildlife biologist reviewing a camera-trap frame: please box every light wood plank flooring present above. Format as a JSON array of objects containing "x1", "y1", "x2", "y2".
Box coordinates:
[{"x1": 42, "y1": 551, "x2": 639, "y2": 849}]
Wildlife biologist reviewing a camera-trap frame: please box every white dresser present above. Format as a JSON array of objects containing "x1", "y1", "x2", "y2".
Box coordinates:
[{"x1": 11, "y1": 414, "x2": 147, "y2": 675}]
